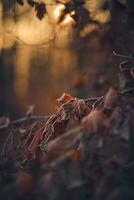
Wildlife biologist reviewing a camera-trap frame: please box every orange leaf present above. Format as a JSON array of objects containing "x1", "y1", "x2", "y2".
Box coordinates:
[{"x1": 56, "y1": 93, "x2": 74, "y2": 106}]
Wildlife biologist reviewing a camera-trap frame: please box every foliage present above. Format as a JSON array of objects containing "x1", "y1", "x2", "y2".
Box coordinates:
[
  {"x1": 17, "y1": 0, "x2": 47, "y2": 20},
  {"x1": 0, "y1": 56, "x2": 134, "y2": 199}
]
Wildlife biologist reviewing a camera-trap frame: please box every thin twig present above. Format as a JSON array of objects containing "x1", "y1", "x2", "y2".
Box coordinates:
[
  {"x1": 113, "y1": 51, "x2": 134, "y2": 60},
  {"x1": 92, "y1": 96, "x2": 104, "y2": 110},
  {"x1": 0, "y1": 115, "x2": 50, "y2": 130},
  {"x1": 120, "y1": 87, "x2": 134, "y2": 94},
  {"x1": 0, "y1": 131, "x2": 13, "y2": 158},
  {"x1": 84, "y1": 96, "x2": 104, "y2": 104},
  {"x1": 12, "y1": 115, "x2": 50, "y2": 125}
]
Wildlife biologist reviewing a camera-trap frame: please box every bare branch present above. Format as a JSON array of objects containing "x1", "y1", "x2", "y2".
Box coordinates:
[{"x1": 113, "y1": 51, "x2": 134, "y2": 60}]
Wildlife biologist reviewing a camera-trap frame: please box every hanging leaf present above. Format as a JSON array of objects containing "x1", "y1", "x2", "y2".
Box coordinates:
[
  {"x1": 35, "y1": 3, "x2": 46, "y2": 20},
  {"x1": 56, "y1": 93, "x2": 74, "y2": 106}
]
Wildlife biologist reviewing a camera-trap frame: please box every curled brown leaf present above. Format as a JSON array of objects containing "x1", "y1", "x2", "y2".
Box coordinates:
[{"x1": 82, "y1": 109, "x2": 109, "y2": 135}]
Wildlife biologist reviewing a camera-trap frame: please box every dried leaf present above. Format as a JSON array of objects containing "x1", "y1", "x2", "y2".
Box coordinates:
[
  {"x1": 26, "y1": 131, "x2": 42, "y2": 158},
  {"x1": 43, "y1": 126, "x2": 82, "y2": 163},
  {"x1": 71, "y1": 99, "x2": 90, "y2": 120},
  {"x1": 104, "y1": 87, "x2": 119, "y2": 110},
  {"x1": 82, "y1": 109, "x2": 109, "y2": 135},
  {"x1": 56, "y1": 93, "x2": 74, "y2": 106}
]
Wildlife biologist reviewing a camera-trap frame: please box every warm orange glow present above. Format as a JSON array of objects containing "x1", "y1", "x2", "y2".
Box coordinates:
[
  {"x1": 54, "y1": 4, "x2": 65, "y2": 20},
  {"x1": 62, "y1": 13, "x2": 75, "y2": 26},
  {"x1": 0, "y1": 2, "x2": 3, "y2": 50},
  {"x1": 14, "y1": 46, "x2": 31, "y2": 97},
  {"x1": 70, "y1": 10, "x2": 75, "y2": 16},
  {"x1": 54, "y1": 4, "x2": 75, "y2": 25}
]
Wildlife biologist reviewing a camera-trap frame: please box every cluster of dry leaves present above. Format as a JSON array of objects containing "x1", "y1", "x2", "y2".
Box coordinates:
[
  {"x1": 15, "y1": 0, "x2": 85, "y2": 20},
  {"x1": 16, "y1": 0, "x2": 47, "y2": 20},
  {"x1": 0, "y1": 58, "x2": 134, "y2": 200}
]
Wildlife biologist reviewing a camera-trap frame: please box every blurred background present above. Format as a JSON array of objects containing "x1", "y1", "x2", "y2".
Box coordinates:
[{"x1": 0, "y1": 0, "x2": 134, "y2": 119}]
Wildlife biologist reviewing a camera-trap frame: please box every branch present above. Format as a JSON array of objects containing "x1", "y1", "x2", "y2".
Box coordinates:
[
  {"x1": 113, "y1": 51, "x2": 134, "y2": 60},
  {"x1": 0, "y1": 115, "x2": 50, "y2": 130}
]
